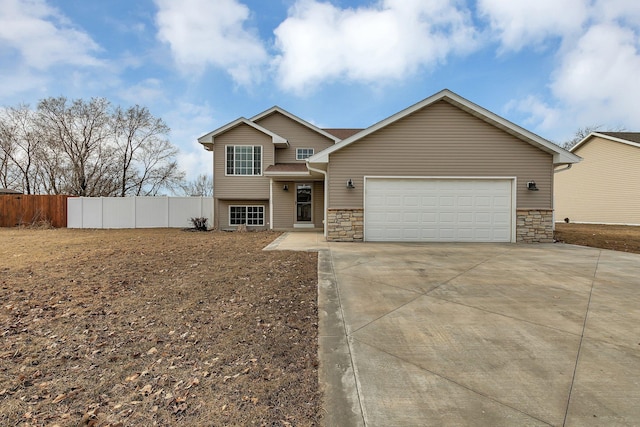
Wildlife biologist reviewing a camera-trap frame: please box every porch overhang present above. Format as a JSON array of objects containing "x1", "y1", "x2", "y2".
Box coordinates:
[{"x1": 264, "y1": 163, "x2": 324, "y2": 180}]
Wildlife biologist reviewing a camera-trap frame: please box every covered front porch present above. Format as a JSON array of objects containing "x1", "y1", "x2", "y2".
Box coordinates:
[{"x1": 265, "y1": 164, "x2": 325, "y2": 231}]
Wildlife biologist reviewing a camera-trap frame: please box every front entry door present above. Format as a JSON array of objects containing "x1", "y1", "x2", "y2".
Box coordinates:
[{"x1": 296, "y1": 184, "x2": 312, "y2": 223}]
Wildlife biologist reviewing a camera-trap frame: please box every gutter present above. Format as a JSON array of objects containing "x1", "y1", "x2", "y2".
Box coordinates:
[
  {"x1": 554, "y1": 163, "x2": 573, "y2": 173},
  {"x1": 306, "y1": 162, "x2": 328, "y2": 238}
]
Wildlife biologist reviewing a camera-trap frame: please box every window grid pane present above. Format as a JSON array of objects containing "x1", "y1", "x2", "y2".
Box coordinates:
[
  {"x1": 230, "y1": 206, "x2": 264, "y2": 226},
  {"x1": 296, "y1": 148, "x2": 314, "y2": 160},
  {"x1": 253, "y1": 147, "x2": 261, "y2": 175},
  {"x1": 226, "y1": 146, "x2": 261, "y2": 176},
  {"x1": 226, "y1": 146, "x2": 234, "y2": 175}
]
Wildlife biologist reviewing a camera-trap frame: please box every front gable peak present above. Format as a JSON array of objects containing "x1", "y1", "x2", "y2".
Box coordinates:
[
  {"x1": 251, "y1": 106, "x2": 341, "y2": 143},
  {"x1": 309, "y1": 89, "x2": 580, "y2": 165},
  {"x1": 197, "y1": 118, "x2": 288, "y2": 151}
]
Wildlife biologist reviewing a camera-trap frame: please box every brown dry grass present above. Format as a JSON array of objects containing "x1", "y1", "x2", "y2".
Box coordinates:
[
  {"x1": 0, "y1": 228, "x2": 319, "y2": 426},
  {"x1": 554, "y1": 223, "x2": 640, "y2": 254}
]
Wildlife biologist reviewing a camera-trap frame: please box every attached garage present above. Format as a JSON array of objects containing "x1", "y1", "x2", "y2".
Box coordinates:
[
  {"x1": 307, "y1": 89, "x2": 581, "y2": 243},
  {"x1": 364, "y1": 177, "x2": 515, "y2": 242}
]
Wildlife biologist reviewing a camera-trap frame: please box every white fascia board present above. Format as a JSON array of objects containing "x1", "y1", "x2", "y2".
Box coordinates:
[
  {"x1": 308, "y1": 89, "x2": 581, "y2": 165},
  {"x1": 251, "y1": 106, "x2": 341, "y2": 143},
  {"x1": 263, "y1": 171, "x2": 311, "y2": 177},
  {"x1": 572, "y1": 132, "x2": 640, "y2": 152},
  {"x1": 197, "y1": 117, "x2": 288, "y2": 148}
]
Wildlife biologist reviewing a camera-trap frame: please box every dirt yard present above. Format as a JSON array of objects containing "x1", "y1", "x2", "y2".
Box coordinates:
[
  {"x1": 0, "y1": 228, "x2": 320, "y2": 426},
  {"x1": 554, "y1": 223, "x2": 640, "y2": 254}
]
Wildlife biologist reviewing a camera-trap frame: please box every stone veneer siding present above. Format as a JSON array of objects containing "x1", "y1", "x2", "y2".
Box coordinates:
[
  {"x1": 327, "y1": 208, "x2": 364, "y2": 242},
  {"x1": 327, "y1": 208, "x2": 553, "y2": 243},
  {"x1": 516, "y1": 209, "x2": 554, "y2": 243}
]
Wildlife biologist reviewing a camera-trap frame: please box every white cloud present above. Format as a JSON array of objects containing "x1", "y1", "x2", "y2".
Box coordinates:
[
  {"x1": 494, "y1": 1, "x2": 640, "y2": 139},
  {"x1": 273, "y1": 0, "x2": 478, "y2": 94},
  {"x1": 163, "y1": 102, "x2": 215, "y2": 181},
  {"x1": 478, "y1": 0, "x2": 589, "y2": 52},
  {"x1": 506, "y1": 95, "x2": 562, "y2": 133},
  {"x1": 118, "y1": 79, "x2": 167, "y2": 106},
  {"x1": 154, "y1": 0, "x2": 268, "y2": 86},
  {"x1": 0, "y1": 0, "x2": 100, "y2": 69},
  {"x1": 550, "y1": 23, "x2": 640, "y2": 128}
]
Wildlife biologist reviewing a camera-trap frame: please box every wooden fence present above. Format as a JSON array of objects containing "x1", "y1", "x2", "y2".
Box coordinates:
[{"x1": 0, "y1": 195, "x2": 69, "y2": 228}]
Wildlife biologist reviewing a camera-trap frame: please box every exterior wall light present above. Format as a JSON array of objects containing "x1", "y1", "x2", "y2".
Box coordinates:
[
  {"x1": 347, "y1": 179, "x2": 355, "y2": 189},
  {"x1": 283, "y1": 185, "x2": 288, "y2": 191},
  {"x1": 527, "y1": 180, "x2": 539, "y2": 191}
]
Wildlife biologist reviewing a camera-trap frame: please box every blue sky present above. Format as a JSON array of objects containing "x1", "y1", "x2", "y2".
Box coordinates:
[{"x1": 1, "y1": 0, "x2": 639, "y2": 179}]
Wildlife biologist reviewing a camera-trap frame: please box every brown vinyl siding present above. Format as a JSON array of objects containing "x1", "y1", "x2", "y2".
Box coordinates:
[
  {"x1": 327, "y1": 100, "x2": 553, "y2": 210},
  {"x1": 217, "y1": 200, "x2": 269, "y2": 230},
  {"x1": 213, "y1": 124, "x2": 274, "y2": 200},
  {"x1": 555, "y1": 136, "x2": 640, "y2": 224},
  {"x1": 254, "y1": 112, "x2": 336, "y2": 163}
]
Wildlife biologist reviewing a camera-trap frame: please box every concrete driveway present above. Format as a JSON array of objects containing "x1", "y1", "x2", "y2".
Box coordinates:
[{"x1": 266, "y1": 234, "x2": 640, "y2": 426}]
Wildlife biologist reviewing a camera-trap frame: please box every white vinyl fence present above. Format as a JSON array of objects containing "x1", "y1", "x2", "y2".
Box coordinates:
[{"x1": 67, "y1": 197, "x2": 213, "y2": 229}]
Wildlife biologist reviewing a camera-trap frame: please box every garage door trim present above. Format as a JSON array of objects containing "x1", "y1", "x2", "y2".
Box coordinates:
[{"x1": 363, "y1": 176, "x2": 517, "y2": 243}]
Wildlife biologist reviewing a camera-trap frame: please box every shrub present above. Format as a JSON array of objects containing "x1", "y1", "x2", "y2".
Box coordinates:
[{"x1": 189, "y1": 217, "x2": 208, "y2": 231}]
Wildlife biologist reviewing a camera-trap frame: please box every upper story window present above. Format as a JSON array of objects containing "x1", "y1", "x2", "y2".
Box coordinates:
[
  {"x1": 296, "y1": 148, "x2": 314, "y2": 160},
  {"x1": 226, "y1": 145, "x2": 261, "y2": 176}
]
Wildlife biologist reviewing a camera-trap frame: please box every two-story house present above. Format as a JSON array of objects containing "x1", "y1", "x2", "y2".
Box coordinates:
[
  {"x1": 198, "y1": 89, "x2": 579, "y2": 243},
  {"x1": 198, "y1": 106, "x2": 360, "y2": 232}
]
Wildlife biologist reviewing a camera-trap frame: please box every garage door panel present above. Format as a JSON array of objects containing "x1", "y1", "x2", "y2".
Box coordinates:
[{"x1": 365, "y1": 178, "x2": 513, "y2": 242}]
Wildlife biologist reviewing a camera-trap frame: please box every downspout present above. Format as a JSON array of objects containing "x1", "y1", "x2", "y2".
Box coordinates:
[
  {"x1": 306, "y1": 162, "x2": 328, "y2": 238},
  {"x1": 552, "y1": 163, "x2": 573, "y2": 228},
  {"x1": 269, "y1": 178, "x2": 273, "y2": 230}
]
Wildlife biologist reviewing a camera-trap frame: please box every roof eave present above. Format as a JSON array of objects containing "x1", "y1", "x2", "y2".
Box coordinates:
[
  {"x1": 573, "y1": 132, "x2": 640, "y2": 152},
  {"x1": 197, "y1": 118, "x2": 289, "y2": 150}
]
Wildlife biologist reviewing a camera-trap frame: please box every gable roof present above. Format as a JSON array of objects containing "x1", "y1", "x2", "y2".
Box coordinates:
[
  {"x1": 251, "y1": 106, "x2": 341, "y2": 143},
  {"x1": 197, "y1": 118, "x2": 289, "y2": 151},
  {"x1": 572, "y1": 132, "x2": 640, "y2": 152},
  {"x1": 308, "y1": 89, "x2": 580, "y2": 165}
]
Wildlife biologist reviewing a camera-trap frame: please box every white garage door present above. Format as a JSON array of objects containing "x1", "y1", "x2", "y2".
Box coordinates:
[{"x1": 365, "y1": 178, "x2": 513, "y2": 242}]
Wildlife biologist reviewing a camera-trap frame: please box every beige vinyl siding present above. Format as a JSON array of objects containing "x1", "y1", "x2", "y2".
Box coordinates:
[
  {"x1": 313, "y1": 181, "x2": 324, "y2": 228},
  {"x1": 254, "y1": 112, "x2": 335, "y2": 163},
  {"x1": 272, "y1": 181, "x2": 295, "y2": 228},
  {"x1": 555, "y1": 137, "x2": 640, "y2": 224},
  {"x1": 213, "y1": 124, "x2": 274, "y2": 200},
  {"x1": 217, "y1": 200, "x2": 269, "y2": 230},
  {"x1": 271, "y1": 180, "x2": 325, "y2": 229},
  {"x1": 327, "y1": 100, "x2": 552, "y2": 210}
]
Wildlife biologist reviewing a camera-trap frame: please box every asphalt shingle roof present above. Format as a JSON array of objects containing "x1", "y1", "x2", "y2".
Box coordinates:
[{"x1": 599, "y1": 132, "x2": 640, "y2": 144}]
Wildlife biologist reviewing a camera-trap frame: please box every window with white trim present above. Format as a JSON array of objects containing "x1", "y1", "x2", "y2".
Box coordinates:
[
  {"x1": 229, "y1": 206, "x2": 264, "y2": 226},
  {"x1": 296, "y1": 148, "x2": 314, "y2": 160},
  {"x1": 226, "y1": 145, "x2": 261, "y2": 175}
]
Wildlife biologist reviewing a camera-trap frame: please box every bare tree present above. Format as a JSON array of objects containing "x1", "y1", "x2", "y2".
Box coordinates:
[
  {"x1": 130, "y1": 138, "x2": 184, "y2": 196},
  {"x1": 0, "y1": 105, "x2": 39, "y2": 193},
  {"x1": 1, "y1": 97, "x2": 185, "y2": 196},
  {"x1": 37, "y1": 97, "x2": 115, "y2": 196},
  {"x1": 112, "y1": 105, "x2": 177, "y2": 196},
  {"x1": 182, "y1": 174, "x2": 213, "y2": 196}
]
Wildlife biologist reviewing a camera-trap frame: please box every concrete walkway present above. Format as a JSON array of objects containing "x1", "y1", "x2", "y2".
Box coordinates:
[{"x1": 266, "y1": 233, "x2": 640, "y2": 426}]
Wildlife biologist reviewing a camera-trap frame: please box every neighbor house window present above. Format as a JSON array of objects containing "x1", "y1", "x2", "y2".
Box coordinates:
[
  {"x1": 226, "y1": 145, "x2": 261, "y2": 175},
  {"x1": 296, "y1": 148, "x2": 314, "y2": 160},
  {"x1": 229, "y1": 206, "x2": 264, "y2": 226}
]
